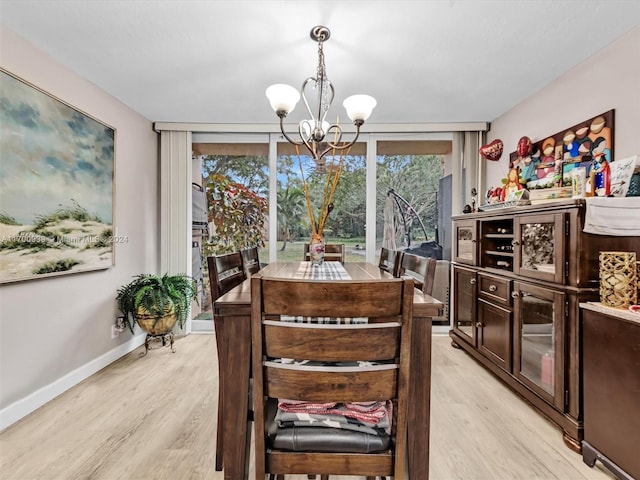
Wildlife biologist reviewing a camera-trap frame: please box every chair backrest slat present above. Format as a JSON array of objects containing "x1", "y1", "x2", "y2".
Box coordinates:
[
  {"x1": 263, "y1": 321, "x2": 401, "y2": 361},
  {"x1": 379, "y1": 247, "x2": 403, "y2": 277},
  {"x1": 262, "y1": 278, "x2": 402, "y2": 318},
  {"x1": 264, "y1": 365, "x2": 398, "y2": 403},
  {"x1": 397, "y1": 252, "x2": 438, "y2": 295},
  {"x1": 207, "y1": 252, "x2": 246, "y2": 301},
  {"x1": 240, "y1": 246, "x2": 261, "y2": 275}
]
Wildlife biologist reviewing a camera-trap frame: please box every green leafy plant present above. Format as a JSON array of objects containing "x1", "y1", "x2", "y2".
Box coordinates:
[
  {"x1": 204, "y1": 174, "x2": 267, "y2": 256},
  {"x1": 116, "y1": 274, "x2": 198, "y2": 333}
]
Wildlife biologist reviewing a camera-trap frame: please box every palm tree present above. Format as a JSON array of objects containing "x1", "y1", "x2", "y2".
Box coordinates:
[{"x1": 277, "y1": 186, "x2": 306, "y2": 251}]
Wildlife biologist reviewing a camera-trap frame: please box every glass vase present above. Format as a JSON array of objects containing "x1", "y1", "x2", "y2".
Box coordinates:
[{"x1": 309, "y1": 235, "x2": 325, "y2": 265}]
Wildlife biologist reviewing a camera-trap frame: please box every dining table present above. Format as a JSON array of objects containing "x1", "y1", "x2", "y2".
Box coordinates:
[{"x1": 213, "y1": 261, "x2": 443, "y2": 479}]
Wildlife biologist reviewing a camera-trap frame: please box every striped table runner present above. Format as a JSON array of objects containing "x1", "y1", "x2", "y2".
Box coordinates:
[{"x1": 293, "y1": 261, "x2": 351, "y2": 280}]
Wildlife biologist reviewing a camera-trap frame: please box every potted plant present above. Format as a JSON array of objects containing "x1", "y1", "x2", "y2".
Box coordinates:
[{"x1": 116, "y1": 273, "x2": 198, "y2": 335}]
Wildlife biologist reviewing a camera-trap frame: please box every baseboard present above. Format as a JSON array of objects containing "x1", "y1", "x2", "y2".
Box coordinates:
[
  {"x1": 0, "y1": 334, "x2": 146, "y2": 431},
  {"x1": 432, "y1": 325, "x2": 451, "y2": 335},
  {"x1": 191, "y1": 318, "x2": 214, "y2": 332}
]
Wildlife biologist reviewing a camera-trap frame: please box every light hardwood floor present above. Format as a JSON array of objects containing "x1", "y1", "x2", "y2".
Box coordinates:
[{"x1": 0, "y1": 334, "x2": 615, "y2": 480}]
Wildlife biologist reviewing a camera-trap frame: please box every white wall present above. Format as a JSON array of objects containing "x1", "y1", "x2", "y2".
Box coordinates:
[
  {"x1": 485, "y1": 27, "x2": 640, "y2": 189},
  {"x1": 0, "y1": 26, "x2": 160, "y2": 429}
]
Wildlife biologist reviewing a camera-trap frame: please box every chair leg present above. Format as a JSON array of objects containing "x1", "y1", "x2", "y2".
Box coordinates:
[{"x1": 214, "y1": 317, "x2": 225, "y2": 471}]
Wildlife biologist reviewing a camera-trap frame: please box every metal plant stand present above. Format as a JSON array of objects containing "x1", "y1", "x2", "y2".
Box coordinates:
[{"x1": 141, "y1": 331, "x2": 175, "y2": 356}]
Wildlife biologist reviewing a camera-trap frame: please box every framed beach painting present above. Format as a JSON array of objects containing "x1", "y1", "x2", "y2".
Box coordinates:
[{"x1": 0, "y1": 68, "x2": 116, "y2": 283}]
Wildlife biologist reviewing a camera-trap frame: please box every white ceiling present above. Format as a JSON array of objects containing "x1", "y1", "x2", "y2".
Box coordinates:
[{"x1": 1, "y1": 0, "x2": 639, "y2": 126}]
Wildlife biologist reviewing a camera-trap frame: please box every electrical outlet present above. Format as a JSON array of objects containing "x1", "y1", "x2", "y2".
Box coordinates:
[{"x1": 111, "y1": 325, "x2": 120, "y2": 339}]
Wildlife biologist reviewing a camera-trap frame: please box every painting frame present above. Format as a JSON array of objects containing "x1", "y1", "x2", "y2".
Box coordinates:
[{"x1": 0, "y1": 68, "x2": 116, "y2": 284}]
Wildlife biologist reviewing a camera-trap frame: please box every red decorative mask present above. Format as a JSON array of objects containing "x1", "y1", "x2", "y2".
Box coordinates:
[{"x1": 517, "y1": 136, "x2": 532, "y2": 157}]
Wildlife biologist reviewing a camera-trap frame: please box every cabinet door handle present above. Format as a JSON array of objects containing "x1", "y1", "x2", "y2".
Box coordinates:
[
  {"x1": 470, "y1": 278, "x2": 476, "y2": 285},
  {"x1": 512, "y1": 240, "x2": 520, "y2": 246},
  {"x1": 476, "y1": 322, "x2": 483, "y2": 328},
  {"x1": 489, "y1": 285, "x2": 497, "y2": 292},
  {"x1": 471, "y1": 239, "x2": 477, "y2": 243},
  {"x1": 511, "y1": 291, "x2": 520, "y2": 298}
]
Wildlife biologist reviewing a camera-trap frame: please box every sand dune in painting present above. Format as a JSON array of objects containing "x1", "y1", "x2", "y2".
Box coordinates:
[{"x1": 0, "y1": 216, "x2": 114, "y2": 283}]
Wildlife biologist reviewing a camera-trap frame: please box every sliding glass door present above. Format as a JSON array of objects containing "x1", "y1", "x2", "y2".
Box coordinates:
[
  {"x1": 374, "y1": 137, "x2": 450, "y2": 264},
  {"x1": 274, "y1": 141, "x2": 366, "y2": 262},
  {"x1": 193, "y1": 132, "x2": 454, "y2": 264}
]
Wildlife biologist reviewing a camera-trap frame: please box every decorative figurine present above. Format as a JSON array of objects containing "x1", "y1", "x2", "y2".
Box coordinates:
[
  {"x1": 593, "y1": 156, "x2": 611, "y2": 196},
  {"x1": 553, "y1": 157, "x2": 564, "y2": 187},
  {"x1": 501, "y1": 167, "x2": 525, "y2": 201},
  {"x1": 520, "y1": 146, "x2": 540, "y2": 183},
  {"x1": 486, "y1": 186, "x2": 503, "y2": 204}
]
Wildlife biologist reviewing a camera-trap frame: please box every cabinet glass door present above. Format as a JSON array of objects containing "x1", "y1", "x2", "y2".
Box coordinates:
[
  {"x1": 513, "y1": 281, "x2": 564, "y2": 407},
  {"x1": 514, "y1": 213, "x2": 565, "y2": 284},
  {"x1": 452, "y1": 266, "x2": 476, "y2": 346},
  {"x1": 453, "y1": 220, "x2": 477, "y2": 265}
]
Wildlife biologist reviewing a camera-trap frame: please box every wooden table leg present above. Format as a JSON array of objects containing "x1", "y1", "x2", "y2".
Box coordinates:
[
  {"x1": 214, "y1": 317, "x2": 225, "y2": 471},
  {"x1": 407, "y1": 315, "x2": 432, "y2": 479},
  {"x1": 222, "y1": 315, "x2": 252, "y2": 480}
]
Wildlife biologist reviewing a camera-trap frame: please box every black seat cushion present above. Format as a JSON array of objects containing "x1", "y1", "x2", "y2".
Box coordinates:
[{"x1": 265, "y1": 399, "x2": 390, "y2": 453}]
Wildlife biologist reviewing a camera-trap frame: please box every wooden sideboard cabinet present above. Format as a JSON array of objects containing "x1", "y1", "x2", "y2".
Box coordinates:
[
  {"x1": 450, "y1": 199, "x2": 640, "y2": 452},
  {"x1": 581, "y1": 303, "x2": 640, "y2": 480}
]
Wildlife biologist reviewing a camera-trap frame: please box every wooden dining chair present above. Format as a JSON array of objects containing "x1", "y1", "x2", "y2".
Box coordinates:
[
  {"x1": 303, "y1": 243, "x2": 346, "y2": 263},
  {"x1": 207, "y1": 251, "x2": 247, "y2": 471},
  {"x1": 397, "y1": 252, "x2": 438, "y2": 295},
  {"x1": 251, "y1": 276, "x2": 414, "y2": 480},
  {"x1": 378, "y1": 247, "x2": 402, "y2": 277},
  {"x1": 241, "y1": 246, "x2": 262, "y2": 275}
]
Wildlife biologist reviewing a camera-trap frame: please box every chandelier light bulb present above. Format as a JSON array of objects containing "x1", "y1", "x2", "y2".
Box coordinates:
[
  {"x1": 343, "y1": 94, "x2": 377, "y2": 123},
  {"x1": 300, "y1": 119, "x2": 330, "y2": 141},
  {"x1": 265, "y1": 84, "x2": 300, "y2": 115}
]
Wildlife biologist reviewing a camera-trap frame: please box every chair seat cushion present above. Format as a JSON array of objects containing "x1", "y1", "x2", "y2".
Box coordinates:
[
  {"x1": 269, "y1": 426, "x2": 390, "y2": 453},
  {"x1": 266, "y1": 399, "x2": 390, "y2": 453}
]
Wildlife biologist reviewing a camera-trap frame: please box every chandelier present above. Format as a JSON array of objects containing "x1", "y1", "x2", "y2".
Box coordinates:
[{"x1": 265, "y1": 26, "x2": 377, "y2": 168}]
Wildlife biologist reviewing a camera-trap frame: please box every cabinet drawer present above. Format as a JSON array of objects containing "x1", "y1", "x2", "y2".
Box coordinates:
[{"x1": 478, "y1": 273, "x2": 511, "y2": 306}]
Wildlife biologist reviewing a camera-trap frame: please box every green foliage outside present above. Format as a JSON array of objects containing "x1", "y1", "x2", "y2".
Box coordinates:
[
  {"x1": 200, "y1": 152, "x2": 444, "y2": 256},
  {"x1": 376, "y1": 155, "x2": 443, "y2": 246},
  {"x1": 202, "y1": 172, "x2": 267, "y2": 257}
]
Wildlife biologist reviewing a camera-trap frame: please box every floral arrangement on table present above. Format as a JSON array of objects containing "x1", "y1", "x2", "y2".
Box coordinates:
[{"x1": 296, "y1": 143, "x2": 349, "y2": 252}]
